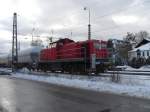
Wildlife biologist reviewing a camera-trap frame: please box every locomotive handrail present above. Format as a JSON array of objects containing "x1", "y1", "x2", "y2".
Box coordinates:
[
  {"x1": 56, "y1": 47, "x2": 86, "y2": 57},
  {"x1": 59, "y1": 47, "x2": 85, "y2": 51},
  {"x1": 57, "y1": 47, "x2": 84, "y2": 53},
  {"x1": 56, "y1": 47, "x2": 87, "y2": 72}
]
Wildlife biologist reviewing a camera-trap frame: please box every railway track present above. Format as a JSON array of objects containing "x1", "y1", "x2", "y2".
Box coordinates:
[
  {"x1": 106, "y1": 70, "x2": 150, "y2": 76},
  {"x1": 5, "y1": 67, "x2": 150, "y2": 87},
  {"x1": 22, "y1": 71, "x2": 109, "y2": 77},
  {"x1": 1, "y1": 67, "x2": 150, "y2": 77}
]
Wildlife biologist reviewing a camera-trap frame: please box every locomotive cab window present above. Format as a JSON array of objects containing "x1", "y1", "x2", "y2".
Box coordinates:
[
  {"x1": 101, "y1": 43, "x2": 107, "y2": 48},
  {"x1": 94, "y1": 43, "x2": 101, "y2": 49},
  {"x1": 50, "y1": 43, "x2": 56, "y2": 48},
  {"x1": 94, "y1": 42, "x2": 107, "y2": 49}
]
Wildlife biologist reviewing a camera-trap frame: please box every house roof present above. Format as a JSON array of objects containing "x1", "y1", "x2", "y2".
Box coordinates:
[
  {"x1": 135, "y1": 38, "x2": 150, "y2": 48},
  {"x1": 131, "y1": 43, "x2": 150, "y2": 52}
]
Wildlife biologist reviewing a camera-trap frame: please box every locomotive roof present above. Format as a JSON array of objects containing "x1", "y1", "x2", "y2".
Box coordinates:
[
  {"x1": 50, "y1": 38, "x2": 74, "y2": 44},
  {"x1": 49, "y1": 38, "x2": 107, "y2": 45},
  {"x1": 78, "y1": 39, "x2": 107, "y2": 43}
]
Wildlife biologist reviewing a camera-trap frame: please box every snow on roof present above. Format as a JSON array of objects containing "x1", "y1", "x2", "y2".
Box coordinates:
[
  {"x1": 131, "y1": 43, "x2": 150, "y2": 52},
  {"x1": 135, "y1": 38, "x2": 150, "y2": 48},
  {"x1": 145, "y1": 38, "x2": 150, "y2": 41}
]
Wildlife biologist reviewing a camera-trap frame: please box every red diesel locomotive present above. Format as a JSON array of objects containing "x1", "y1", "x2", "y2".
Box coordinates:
[{"x1": 38, "y1": 38, "x2": 109, "y2": 73}]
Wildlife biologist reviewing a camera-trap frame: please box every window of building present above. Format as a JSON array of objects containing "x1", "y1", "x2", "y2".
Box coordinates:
[
  {"x1": 147, "y1": 51, "x2": 149, "y2": 57},
  {"x1": 143, "y1": 52, "x2": 145, "y2": 57},
  {"x1": 140, "y1": 52, "x2": 141, "y2": 56}
]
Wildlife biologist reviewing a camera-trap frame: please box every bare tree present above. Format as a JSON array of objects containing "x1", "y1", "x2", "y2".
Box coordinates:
[
  {"x1": 125, "y1": 32, "x2": 136, "y2": 42},
  {"x1": 124, "y1": 31, "x2": 150, "y2": 47},
  {"x1": 135, "y1": 31, "x2": 149, "y2": 43}
]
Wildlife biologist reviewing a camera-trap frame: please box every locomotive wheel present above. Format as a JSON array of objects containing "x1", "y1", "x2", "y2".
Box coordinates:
[{"x1": 96, "y1": 64, "x2": 105, "y2": 73}]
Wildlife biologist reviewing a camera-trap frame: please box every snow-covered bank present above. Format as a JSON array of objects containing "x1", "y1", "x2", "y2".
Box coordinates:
[
  {"x1": 116, "y1": 65, "x2": 150, "y2": 72},
  {"x1": 0, "y1": 67, "x2": 12, "y2": 72},
  {"x1": 11, "y1": 72, "x2": 150, "y2": 99}
]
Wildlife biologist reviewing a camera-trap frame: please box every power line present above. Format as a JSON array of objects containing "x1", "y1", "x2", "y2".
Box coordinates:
[
  {"x1": 59, "y1": 5, "x2": 150, "y2": 35},
  {"x1": 93, "y1": 0, "x2": 150, "y2": 22},
  {"x1": 14, "y1": 0, "x2": 150, "y2": 42}
]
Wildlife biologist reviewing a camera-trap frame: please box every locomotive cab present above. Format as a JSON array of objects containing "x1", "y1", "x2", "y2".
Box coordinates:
[{"x1": 87, "y1": 40, "x2": 109, "y2": 73}]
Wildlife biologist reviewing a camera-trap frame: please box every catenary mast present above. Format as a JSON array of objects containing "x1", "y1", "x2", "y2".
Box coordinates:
[{"x1": 12, "y1": 12, "x2": 18, "y2": 71}]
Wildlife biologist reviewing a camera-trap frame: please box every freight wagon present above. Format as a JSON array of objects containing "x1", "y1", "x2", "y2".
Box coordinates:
[{"x1": 7, "y1": 46, "x2": 43, "y2": 70}]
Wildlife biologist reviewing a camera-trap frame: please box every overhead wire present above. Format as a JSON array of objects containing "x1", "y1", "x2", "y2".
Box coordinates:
[{"x1": 15, "y1": 0, "x2": 150, "y2": 41}]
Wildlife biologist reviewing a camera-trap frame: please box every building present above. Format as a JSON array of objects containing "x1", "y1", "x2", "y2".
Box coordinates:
[{"x1": 128, "y1": 39, "x2": 150, "y2": 60}]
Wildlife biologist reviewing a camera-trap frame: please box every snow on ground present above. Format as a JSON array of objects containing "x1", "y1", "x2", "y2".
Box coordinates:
[
  {"x1": 11, "y1": 71, "x2": 150, "y2": 100},
  {"x1": 0, "y1": 67, "x2": 12, "y2": 72},
  {"x1": 1, "y1": 67, "x2": 150, "y2": 99},
  {"x1": 124, "y1": 66, "x2": 137, "y2": 71},
  {"x1": 139, "y1": 65, "x2": 150, "y2": 71},
  {"x1": 116, "y1": 65, "x2": 150, "y2": 71}
]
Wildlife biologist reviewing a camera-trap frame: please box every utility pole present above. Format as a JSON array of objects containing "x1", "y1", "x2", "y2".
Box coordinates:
[
  {"x1": 84, "y1": 7, "x2": 91, "y2": 40},
  {"x1": 12, "y1": 12, "x2": 18, "y2": 72}
]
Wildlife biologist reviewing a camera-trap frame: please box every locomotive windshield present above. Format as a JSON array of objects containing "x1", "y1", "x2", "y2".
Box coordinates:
[
  {"x1": 94, "y1": 43, "x2": 101, "y2": 49},
  {"x1": 101, "y1": 43, "x2": 107, "y2": 48},
  {"x1": 94, "y1": 42, "x2": 107, "y2": 49}
]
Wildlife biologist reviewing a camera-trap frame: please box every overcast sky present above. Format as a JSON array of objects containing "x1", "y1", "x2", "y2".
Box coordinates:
[{"x1": 0, "y1": 0, "x2": 150, "y2": 55}]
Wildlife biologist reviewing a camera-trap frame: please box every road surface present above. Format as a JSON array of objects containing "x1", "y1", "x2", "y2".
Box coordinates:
[{"x1": 0, "y1": 76, "x2": 150, "y2": 112}]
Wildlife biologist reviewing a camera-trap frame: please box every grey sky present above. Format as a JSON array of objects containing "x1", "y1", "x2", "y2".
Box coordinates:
[{"x1": 0, "y1": 0, "x2": 150, "y2": 54}]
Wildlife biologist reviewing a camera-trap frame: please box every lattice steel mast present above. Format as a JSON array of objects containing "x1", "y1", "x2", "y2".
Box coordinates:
[{"x1": 12, "y1": 12, "x2": 18, "y2": 71}]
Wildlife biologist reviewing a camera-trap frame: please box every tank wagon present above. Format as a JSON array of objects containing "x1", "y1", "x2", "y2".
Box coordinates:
[
  {"x1": 38, "y1": 38, "x2": 109, "y2": 73},
  {"x1": 8, "y1": 46, "x2": 43, "y2": 70}
]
